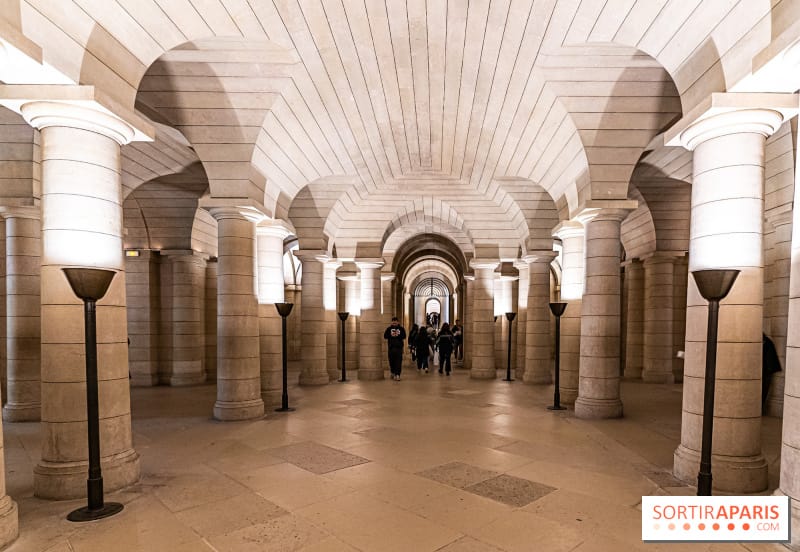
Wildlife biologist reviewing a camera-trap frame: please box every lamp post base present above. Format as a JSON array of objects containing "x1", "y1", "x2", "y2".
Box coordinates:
[
  {"x1": 67, "y1": 502, "x2": 123, "y2": 522},
  {"x1": 502, "y1": 377, "x2": 514, "y2": 382},
  {"x1": 547, "y1": 405, "x2": 566, "y2": 411},
  {"x1": 275, "y1": 407, "x2": 295, "y2": 412}
]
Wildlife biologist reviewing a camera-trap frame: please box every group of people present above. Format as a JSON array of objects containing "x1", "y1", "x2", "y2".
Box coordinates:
[{"x1": 383, "y1": 317, "x2": 462, "y2": 381}]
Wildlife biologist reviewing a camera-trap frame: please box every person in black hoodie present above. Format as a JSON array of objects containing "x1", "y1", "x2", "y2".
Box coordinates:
[
  {"x1": 436, "y1": 323, "x2": 454, "y2": 375},
  {"x1": 408, "y1": 323, "x2": 419, "y2": 361},
  {"x1": 384, "y1": 317, "x2": 407, "y2": 381},
  {"x1": 415, "y1": 326, "x2": 432, "y2": 373}
]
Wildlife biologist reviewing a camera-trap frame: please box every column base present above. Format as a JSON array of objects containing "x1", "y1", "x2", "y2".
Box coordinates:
[
  {"x1": 299, "y1": 372, "x2": 330, "y2": 385},
  {"x1": 261, "y1": 390, "x2": 281, "y2": 410},
  {"x1": 34, "y1": 449, "x2": 140, "y2": 500},
  {"x1": 358, "y1": 370, "x2": 384, "y2": 381},
  {"x1": 169, "y1": 373, "x2": 206, "y2": 386},
  {"x1": 641, "y1": 371, "x2": 675, "y2": 384},
  {"x1": 470, "y1": 368, "x2": 496, "y2": 379},
  {"x1": 523, "y1": 373, "x2": 552, "y2": 385},
  {"x1": 130, "y1": 373, "x2": 158, "y2": 387},
  {"x1": 623, "y1": 367, "x2": 642, "y2": 379},
  {"x1": 574, "y1": 396, "x2": 623, "y2": 419},
  {"x1": 673, "y1": 444, "x2": 768, "y2": 493},
  {"x1": 0, "y1": 496, "x2": 18, "y2": 549},
  {"x1": 213, "y1": 398, "x2": 264, "y2": 421},
  {"x1": 559, "y1": 388, "x2": 578, "y2": 405},
  {"x1": 3, "y1": 402, "x2": 40, "y2": 422}
]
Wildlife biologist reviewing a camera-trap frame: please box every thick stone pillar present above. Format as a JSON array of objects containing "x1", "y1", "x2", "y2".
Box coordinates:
[
  {"x1": 24, "y1": 101, "x2": 140, "y2": 498},
  {"x1": 208, "y1": 207, "x2": 263, "y2": 420},
  {"x1": 553, "y1": 222, "x2": 585, "y2": 404},
  {"x1": 642, "y1": 255, "x2": 676, "y2": 384},
  {"x1": 523, "y1": 253, "x2": 557, "y2": 384},
  {"x1": 513, "y1": 260, "x2": 529, "y2": 379},
  {"x1": 0, "y1": 221, "x2": 5, "y2": 404},
  {"x1": 575, "y1": 208, "x2": 629, "y2": 419},
  {"x1": 126, "y1": 250, "x2": 159, "y2": 387},
  {"x1": 463, "y1": 276, "x2": 474, "y2": 370},
  {"x1": 340, "y1": 273, "x2": 360, "y2": 374},
  {"x1": 494, "y1": 274, "x2": 514, "y2": 374},
  {"x1": 380, "y1": 272, "x2": 395, "y2": 366},
  {"x1": 673, "y1": 108, "x2": 784, "y2": 493},
  {"x1": 672, "y1": 254, "x2": 689, "y2": 383},
  {"x1": 255, "y1": 222, "x2": 292, "y2": 406},
  {"x1": 2, "y1": 207, "x2": 41, "y2": 421},
  {"x1": 324, "y1": 259, "x2": 342, "y2": 381},
  {"x1": 765, "y1": 212, "x2": 791, "y2": 416},
  {"x1": 295, "y1": 250, "x2": 329, "y2": 385},
  {"x1": 623, "y1": 258, "x2": 644, "y2": 379},
  {"x1": 469, "y1": 260, "x2": 499, "y2": 379},
  {"x1": 357, "y1": 260, "x2": 384, "y2": 380},
  {"x1": 205, "y1": 259, "x2": 218, "y2": 381},
  {"x1": 163, "y1": 251, "x2": 206, "y2": 386}
]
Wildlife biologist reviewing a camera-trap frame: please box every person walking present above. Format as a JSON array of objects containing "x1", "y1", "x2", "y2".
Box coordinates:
[
  {"x1": 436, "y1": 322, "x2": 454, "y2": 375},
  {"x1": 415, "y1": 325, "x2": 432, "y2": 373},
  {"x1": 452, "y1": 319, "x2": 463, "y2": 361},
  {"x1": 409, "y1": 323, "x2": 419, "y2": 361},
  {"x1": 384, "y1": 317, "x2": 407, "y2": 381}
]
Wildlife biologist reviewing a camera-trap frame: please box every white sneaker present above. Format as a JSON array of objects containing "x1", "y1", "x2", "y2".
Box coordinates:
[{"x1": 424, "y1": 368, "x2": 429, "y2": 373}]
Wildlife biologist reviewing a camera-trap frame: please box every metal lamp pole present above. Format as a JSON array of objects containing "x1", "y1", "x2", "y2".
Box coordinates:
[
  {"x1": 548, "y1": 302, "x2": 567, "y2": 411},
  {"x1": 503, "y1": 312, "x2": 516, "y2": 381},
  {"x1": 692, "y1": 269, "x2": 740, "y2": 496},
  {"x1": 62, "y1": 267, "x2": 124, "y2": 522},
  {"x1": 338, "y1": 312, "x2": 349, "y2": 382},
  {"x1": 274, "y1": 302, "x2": 294, "y2": 412}
]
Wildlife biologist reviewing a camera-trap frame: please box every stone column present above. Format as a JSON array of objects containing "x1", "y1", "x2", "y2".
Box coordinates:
[
  {"x1": 255, "y1": 221, "x2": 292, "y2": 406},
  {"x1": 357, "y1": 260, "x2": 384, "y2": 380},
  {"x1": 469, "y1": 260, "x2": 498, "y2": 379},
  {"x1": 1, "y1": 207, "x2": 41, "y2": 421},
  {"x1": 672, "y1": 254, "x2": 689, "y2": 383},
  {"x1": 380, "y1": 272, "x2": 395, "y2": 366},
  {"x1": 324, "y1": 259, "x2": 342, "y2": 381},
  {"x1": 163, "y1": 251, "x2": 206, "y2": 386},
  {"x1": 523, "y1": 253, "x2": 557, "y2": 384},
  {"x1": 208, "y1": 207, "x2": 263, "y2": 420},
  {"x1": 642, "y1": 255, "x2": 675, "y2": 383},
  {"x1": 495, "y1": 275, "x2": 515, "y2": 374},
  {"x1": 623, "y1": 258, "x2": 644, "y2": 379},
  {"x1": 340, "y1": 273, "x2": 360, "y2": 374},
  {"x1": 463, "y1": 276, "x2": 474, "y2": 370},
  {"x1": 205, "y1": 259, "x2": 218, "y2": 381},
  {"x1": 295, "y1": 250, "x2": 329, "y2": 385},
  {"x1": 553, "y1": 222, "x2": 585, "y2": 404},
  {"x1": 513, "y1": 260, "x2": 529, "y2": 379},
  {"x1": 24, "y1": 101, "x2": 139, "y2": 498},
  {"x1": 673, "y1": 108, "x2": 785, "y2": 493},
  {"x1": 575, "y1": 208, "x2": 629, "y2": 419},
  {"x1": 779, "y1": 124, "x2": 800, "y2": 547},
  {"x1": 126, "y1": 250, "x2": 159, "y2": 386},
  {"x1": 0, "y1": 221, "x2": 5, "y2": 404},
  {"x1": 765, "y1": 212, "x2": 791, "y2": 416}
]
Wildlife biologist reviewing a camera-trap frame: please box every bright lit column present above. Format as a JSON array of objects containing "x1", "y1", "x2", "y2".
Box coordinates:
[
  {"x1": 523, "y1": 253, "x2": 557, "y2": 384},
  {"x1": 1, "y1": 207, "x2": 41, "y2": 421},
  {"x1": 163, "y1": 251, "x2": 206, "y2": 386},
  {"x1": 207, "y1": 207, "x2": 264, "y2": 421},
  {"x1": 339, "y1": 272, "x2": 360, "y2": 374},
  {"x1": 765, "y1": 212, "x2": 791, "y2": 416},
  {"x1": 205, "y1": 259, "x2": 218, "y2": 381},
  {"x1": 553, "y1": 222, "x2": 585, "y2": 404},
  {"x1": 575, "y1": 208, "x2": 629, "y2": 419},
  {"x1": 672, "y1": 254, "x2": 689, "y2": 383},
  {"x1": 324, "y1": 259, "x2": 342, "y2": 381},
  {"x1": 295, "y1": 250, "x2": 329, "y2": 385},
  {"x1": 357, "y1": 260, "x2": 384, "y2": 380},
  {"x1": 469, "y1": 260, "x2": 499, "y2": 379},
  {"x1": 494, "y1": 274, "x2": 515, "y2": 373},
  {"x1": 255, "y1": 221, "x2": 292, "y2": 406},
  {"x1": 22, "y1": 101, "x2": 140, "y2": 499},
  {"x1": 673, "y1": 108, "x2": 785, "y2": 492},
  {"x1": 623, "y1": 258, "x2": 644, "y2": 379},
  {"x1": 513, "y1": 260, "x2": 529, "y2": 379},
  {"x1": 642, "y1": 255, "x2": 676, "y2": 384}
]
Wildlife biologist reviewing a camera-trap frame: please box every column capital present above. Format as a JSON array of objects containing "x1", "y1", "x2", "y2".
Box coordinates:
[
  {"x1": 641, "y1": 251, "x2": 686, "y2": 265},
  {"x1": 381, "y1": 272, "x2": 396, "y2": 282},
  {"x1": 20, "y1": 100, "x2": 137, "y2": 145},
  {"x1": 325, "y1": 258, "x2": 343, "y2": 270},
  {"x1": 464, "y1": 274, "x2": 475, "y2": 282},
  {"x1": 199, "y1": 198, "x2": 270, "y2": 223},
  {"x1": 256, "y1": 219, "x2": 294, "y2": 239},
  {"x1": 0, "y1": 205, "x2": 39, "y2": 220},
  {"x1": 520, "y1": 251, "x2": 558, "y2": 265},
  {"x1": 469, "y1": 259, "x2": 500, "y2": 271},
  {"x1": 293, "y1": 249, "x2": 329, "y2": 264},
  {"x1": 355, "y1": 258, "x2": 384, "y2": 270},
  {"x1": 552, "y1": 221, "x2": 585, "y2": 240},
  {"x1": 337, "y1": 271, "x2": 359, "y2": 282},
  {"x1": 664, "y1": 93, "x2": 797, "y2": 150}
]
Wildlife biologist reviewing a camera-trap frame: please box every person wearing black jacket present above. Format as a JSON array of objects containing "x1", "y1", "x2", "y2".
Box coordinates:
[
  {"x1": 415, "y1": 326, "x2": 432, "y2": 373},
  {"x1": 384, "y1": 317, "x2": 407, "y2": 381},
  {"x1": 436, "y1": 323, "x2": 454, "y2": 375}
]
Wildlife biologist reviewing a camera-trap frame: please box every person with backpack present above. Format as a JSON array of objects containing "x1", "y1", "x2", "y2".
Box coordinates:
[{"x1": 436, "y1": 322, "x2": 454, "y2": 375}]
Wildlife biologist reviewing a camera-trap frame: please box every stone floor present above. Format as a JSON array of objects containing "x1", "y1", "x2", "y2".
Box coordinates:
[{"x1": 1, "y1": 360, "x2": 787, "y2": 551}]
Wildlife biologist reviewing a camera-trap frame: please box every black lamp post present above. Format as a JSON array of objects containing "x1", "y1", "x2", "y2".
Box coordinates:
[
  {"x1": 338, "y1": 312, "x2": 349, "y2": 382},
  {"x1": 503, "y1": 312, "x2": 516, "y2": 381},
  {"x1": 274, "y1": 302, "x2": 294, "y2": 412},
  {"x1": 548, "y1": 302, "x2": 567, "y2": 411},
  {"x1": 62, "y1": 267, "x2": 124, "y2": 522},
  {"x1": 692, "y1": 269, "x2": 740, "y2": 496}
]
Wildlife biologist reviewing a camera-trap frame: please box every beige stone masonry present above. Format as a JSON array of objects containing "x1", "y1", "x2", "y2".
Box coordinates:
[
  {"x1": 672, "y1": 107, "x2": 783, "y2": 493},
  {"x1": 295, "y1": 250, "x2": 330, "y2": 385},
  {"x1": 672, "y1": 255, "x2": 689, "y2": 383},
  {"x1": 765, "y1": 211, "x2": 791, "y2": 416},
  {"x1": 357, "y1": 260, "x2": 385, "y2": 380},
  {"x1": 125, "y1": 250, "x2": 160, "y2": 387},
  {"x1": 513, "y1": 260, "x2": 529, "y2": 380},
  {"x1": 325, "y1": 259, "x2": 342, "y2": 382},
  {"x1": 339, "y1": 272, "x2": 360, "y2": 375},
  {"x1": 522, "y1": 253, "x2": 557, "y2": 384},
  {"x1": 623, "y1": 259, "x2": 644, "y2": 379},
  {"x1": 380, "y1": 272, "x2": 396, "y2": 369},
  {"x1": 469, "y1": 259, "x2": 498, "y2": 379},
  {"x1": 207, "y1": 207, "x2": 264, "y2": 421},
  {"x1": 463, "y1": 275, "x2": 474, "y2": 371},
  {"x1": 642, "y1": 254, "x2": 678, "y2": 384},
  {"x1": 204, "y1": 259, "x2": 218, "y2": 382},
  {"x1": 553, "y1": 221, "x2": 585, "y2": 404},
  {"x1": 0, "y1": 206, "x2": 41, "y2": 422}
]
